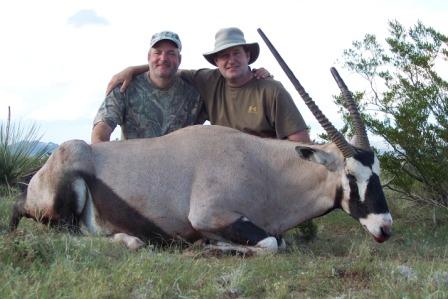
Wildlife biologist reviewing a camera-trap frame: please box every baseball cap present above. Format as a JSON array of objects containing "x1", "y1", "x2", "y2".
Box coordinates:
[{"x1": 150, "y1": 31, "x2": 182, "y2": 51}]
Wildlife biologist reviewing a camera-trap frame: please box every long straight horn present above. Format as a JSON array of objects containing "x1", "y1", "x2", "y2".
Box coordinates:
[
  {"x1": 330, "y1": 67, "x2": 370, "y2": 150},
  {"x1": 257, "y1": 28, "x2": 355, "y2": 157}
]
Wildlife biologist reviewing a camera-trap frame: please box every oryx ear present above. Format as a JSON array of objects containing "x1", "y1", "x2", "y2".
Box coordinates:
[{"x1": 295, "y1": 146, "x2": 339, "y2": 172}]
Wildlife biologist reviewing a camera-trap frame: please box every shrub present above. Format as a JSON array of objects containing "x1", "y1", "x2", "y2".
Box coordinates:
[
  {"x1": 339, "y1": 21, "x2": 447, "y2": 210},
  {"x1": 0, "y1": 107, "x2": 48, "y2": 192}
]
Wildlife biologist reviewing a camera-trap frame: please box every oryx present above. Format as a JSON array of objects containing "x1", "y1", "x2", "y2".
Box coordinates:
[{"x1": 9, "y1": 31, "x2": 392, "y2": 253}]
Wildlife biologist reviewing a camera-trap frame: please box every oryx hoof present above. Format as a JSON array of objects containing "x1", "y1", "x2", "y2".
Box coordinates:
[
  {"x1": 113, "y1": 233, "x2": 145, "y2": 251},
  {"x1": 256, "y1": 236, "x2": 278, "y2": 253}
]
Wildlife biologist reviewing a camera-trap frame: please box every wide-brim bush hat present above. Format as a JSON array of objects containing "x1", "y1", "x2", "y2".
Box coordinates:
[
  {"x1": 150, "y1": 31, "x2": 182, "y2": 51},
  {"x1": 203, "y1": 27, "x2": 260, "y2": 66}
]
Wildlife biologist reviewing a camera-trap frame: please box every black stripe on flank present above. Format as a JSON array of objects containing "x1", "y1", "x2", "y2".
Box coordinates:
[
  {"x1": 80, "y1": 172, "x2": 171, "y2": 245},
  {"x1": 52, "y1": 171, "x2": 171, "y2": 245}
]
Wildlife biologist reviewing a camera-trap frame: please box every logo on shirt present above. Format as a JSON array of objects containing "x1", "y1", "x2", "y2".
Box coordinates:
[{"x1": 247, "y1": 105, "x2": 258, "y2": 113}]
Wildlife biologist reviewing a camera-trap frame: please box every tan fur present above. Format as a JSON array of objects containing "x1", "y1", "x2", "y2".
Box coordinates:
[{"x1": 23, "y1": 125, "x2": 351, "y2": 243}]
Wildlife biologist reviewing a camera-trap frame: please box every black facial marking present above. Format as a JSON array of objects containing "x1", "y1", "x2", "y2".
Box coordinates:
[
  {"x1": 353, "y1": 149, "x2": 375, "y2": 168},
  {"x1": 347, "y1": 172, "x2": 390, "y2": 220},
  {"x1": 364, "y1": 173, "x2": 390, "y2": 214},
  {"x1": 347, "y1": 174, "x2": 369, "y2": 220},
  {"x1": 219, "y1": 217, "x2": 269, "y2": 246}
]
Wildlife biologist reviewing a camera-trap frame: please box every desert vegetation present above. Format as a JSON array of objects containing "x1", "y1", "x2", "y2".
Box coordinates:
[{"x1": 0, "y1": 21, "x2": 447, "y2": 298}]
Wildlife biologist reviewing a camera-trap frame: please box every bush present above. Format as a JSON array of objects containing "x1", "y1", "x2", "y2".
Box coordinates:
[{"x1": 339, "y1": 21, "x2": 448, "y2": 210}]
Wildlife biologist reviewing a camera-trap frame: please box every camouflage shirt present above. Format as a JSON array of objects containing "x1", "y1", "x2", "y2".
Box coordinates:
[{"x1": 93, "y1": 72, "x2": 204, "y2": 139}]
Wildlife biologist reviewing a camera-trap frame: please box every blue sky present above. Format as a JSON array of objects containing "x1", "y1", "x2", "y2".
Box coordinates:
[{"x1": 1, "y1": 0, "x2": 446, "y2": 144}]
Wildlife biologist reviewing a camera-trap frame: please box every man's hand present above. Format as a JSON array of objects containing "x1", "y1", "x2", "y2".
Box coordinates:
[
  {"x1": 287, "y1": 130, "x2": 311, "y2": 143},
  {"x1": 106, "y1": 65, "x2": 149, "y2": 95},
  {"x1": 252, "y1": 67, "x2": 273, "y2": 80}
]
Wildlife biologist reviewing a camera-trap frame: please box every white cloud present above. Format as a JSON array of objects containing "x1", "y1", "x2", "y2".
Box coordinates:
[{"x1": 67, "y1": 9, "x2": 109, "y2": 27}]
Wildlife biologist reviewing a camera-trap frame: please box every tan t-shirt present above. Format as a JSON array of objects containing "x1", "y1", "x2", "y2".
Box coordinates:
[{"x1": 180, "y1": 69, "x2": 307, "y2": 139}]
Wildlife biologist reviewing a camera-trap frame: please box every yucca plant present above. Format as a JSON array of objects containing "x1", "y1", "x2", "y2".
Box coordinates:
[{"x1": 0, "y1": 107, "x2": 49, "y2": 192}]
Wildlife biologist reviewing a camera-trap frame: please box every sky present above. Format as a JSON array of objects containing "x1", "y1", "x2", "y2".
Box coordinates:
[{"x1": 0, "y1": 0, "x2": 447, "y2": 144}]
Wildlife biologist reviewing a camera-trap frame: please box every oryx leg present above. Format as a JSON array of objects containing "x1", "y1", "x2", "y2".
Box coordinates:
[
  {"x1": 189, "y1": 212, "x2": 283, "y2": 254},
  {"x1": 112, "y1": 233, "x2": 145, "y2": 251},
  {"x1": 219, "y1": 216, "x2": 284, "y2": 251}
]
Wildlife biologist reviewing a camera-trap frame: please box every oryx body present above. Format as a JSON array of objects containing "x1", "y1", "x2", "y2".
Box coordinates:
[{"x1": 11, "y1": 123, "x2": 392, "y2": 252}]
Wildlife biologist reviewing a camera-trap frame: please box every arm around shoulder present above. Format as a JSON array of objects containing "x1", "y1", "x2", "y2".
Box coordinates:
[{"x1": 106, "y1": 65, "x2": 149, "y2": 95}]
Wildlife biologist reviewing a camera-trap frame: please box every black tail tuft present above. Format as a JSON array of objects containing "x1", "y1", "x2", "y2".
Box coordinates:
[{"x1": 9, "y1": 192, "x2": 26, "y2": 232}]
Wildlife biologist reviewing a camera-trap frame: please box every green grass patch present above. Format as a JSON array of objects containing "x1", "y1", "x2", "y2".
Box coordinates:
[{"x1": 1, "y1": 192, "x2": 447, "y2": 298}]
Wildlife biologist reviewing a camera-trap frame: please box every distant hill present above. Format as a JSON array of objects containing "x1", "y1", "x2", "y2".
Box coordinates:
[{"x1": 9, "y1": 141, "x2": 59, "y2": 157}]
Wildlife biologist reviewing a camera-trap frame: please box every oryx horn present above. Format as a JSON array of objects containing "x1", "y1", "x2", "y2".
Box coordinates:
[
  {"x1": 330, "y1": 67, "x2": 370, "y2": 150},
  {"x1": 257, "y1": 28, "x2": 355, "y2": 158}
]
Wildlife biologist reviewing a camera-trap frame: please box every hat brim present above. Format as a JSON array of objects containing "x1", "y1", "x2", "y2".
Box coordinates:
[
  {"x1": 151, "y1": 38, "x2": 182, "y2": 51},
  {"x1": 203, "y1": 42, "x2": 260, "y2": 66}
]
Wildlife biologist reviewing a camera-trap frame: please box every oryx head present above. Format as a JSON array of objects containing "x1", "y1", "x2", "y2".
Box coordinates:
[
  {"x1": 331, "y1": 67, "x2": 392, "y2": 242},
  {"x1": 340, "y1": 148, "x2": 392, "y2": 243},
  {"x1": 298, "y1": 68, "x2": 393, "y2": 242}
]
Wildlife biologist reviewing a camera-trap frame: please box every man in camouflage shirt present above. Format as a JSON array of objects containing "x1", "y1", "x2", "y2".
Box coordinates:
[{"x1": 91, "y1": 31, "x2": 204, "y2": 143}]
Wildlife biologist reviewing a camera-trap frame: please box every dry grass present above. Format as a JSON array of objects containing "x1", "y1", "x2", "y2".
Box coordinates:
[{"x1": 1, "y1": 192, "x2": 447, "y2": 298}]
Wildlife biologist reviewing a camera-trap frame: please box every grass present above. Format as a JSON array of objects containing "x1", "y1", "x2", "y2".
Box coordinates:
[{"x1": 1, "y1": 192, "x2": 448, "y2": 298}]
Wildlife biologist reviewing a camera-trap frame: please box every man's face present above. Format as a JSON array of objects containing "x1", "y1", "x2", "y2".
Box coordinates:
[
  {"x1": 148, "y1": 40, "x2": 181, "y2": 79},
  {"x1": 213, "y1": 46, "x2": 251, "y2": 81}
]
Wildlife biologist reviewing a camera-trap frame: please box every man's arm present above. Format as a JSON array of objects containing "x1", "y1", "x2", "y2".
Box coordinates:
[
  {"x1": 106, "y1": 66, "x2": 273, "y2": 95},
  {"x1": 91, "y1": 121, "x2": 114, "y2": 144},
  {"x1": 287, "y1": 129, "x2": 311, "y2": 143},
  {"x1": 106, "y1": 65, "x2": 148, "y2": 95}
]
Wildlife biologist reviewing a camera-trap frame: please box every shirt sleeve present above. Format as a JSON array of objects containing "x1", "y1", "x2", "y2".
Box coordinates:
[
  {"x1": 93, "y1": 87, "x2": 125, "y2": 129},
  {"x1": 178, "y1": 69, "x2": 196, "y2": 84},
  {"x1": 273, "y1": 84, "x2": 308, "y2": 139},
  {"x1": 179, "y1": 69, "x2": 216, "y2": 90}
]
